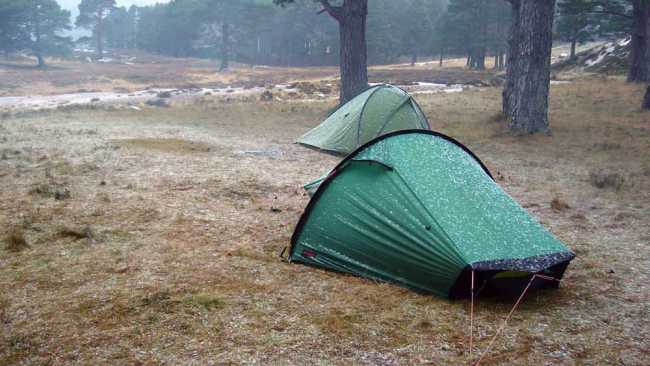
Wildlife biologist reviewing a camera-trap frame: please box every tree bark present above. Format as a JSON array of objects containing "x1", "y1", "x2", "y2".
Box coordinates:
[
  {"x1": 628, "y1": 0, "x2": 650, "y2": 82},
  {"x1": 34, "y1": 6, "x2": 45, "y2": 68},
  {"x1": 475, "y1": 47, "x2": 486, "y2": 70},
  {"x1": 96, "y1": 13, "x2": 103, "y2": 60},
  {"x1": 643, "y1": 85, "x2": 650, "y2": 109},
  {"x1": 335, "y1": 0, "x2": 369, "y2": 104},
  {"x1": 570, "y1": 38, "x2": 577, "y2": 60},
  {"x1": 439, "y1": 45, "x2": 444, "y2": 67},
  {"x1": 503, "y1": 0, "x2": 556, "y2": 134},
  {"x1": 220, "y1": 22, "x2": 230, "y2": 71}
]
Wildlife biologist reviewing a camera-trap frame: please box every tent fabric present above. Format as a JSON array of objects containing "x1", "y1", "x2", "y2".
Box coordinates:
[
  {"x1": 289, "y1": 130, "x2": 574, "y2": 298},
  {"x1": 296, "y1": 84, "x2": 430, "y2": 155}
]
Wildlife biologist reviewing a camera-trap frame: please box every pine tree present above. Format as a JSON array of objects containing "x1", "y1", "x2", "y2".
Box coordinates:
[
  {"x1": 442, "y1": 0, "x2": 510, "y2": 70},
  {"x1": 503, "y1": 0, "x2": 556, "y2": 134},
  {"x1": 275, "y1": 0, "x2": 369, "y2": 104},
  {"x1": 25, "y1": 0, "x2": 72, "y2": 67},
  {"x1": 76, "y1": 0, "x2": 117, "y2": 59},
  {"x1": 0, "y1": 0, "x2": 29, "y2": 58},
  {"x1": 556, "y1": 0, "x2": 598, "y2": 60}
]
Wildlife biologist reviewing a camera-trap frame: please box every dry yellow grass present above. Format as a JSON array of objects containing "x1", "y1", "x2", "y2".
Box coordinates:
[{"x1": 0, "y1": 78, "x2": 648, "y2": 365}]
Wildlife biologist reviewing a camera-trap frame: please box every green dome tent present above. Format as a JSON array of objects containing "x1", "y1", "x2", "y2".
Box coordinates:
[
  {"x1": 288, "y1": 130, "x2": 574, "y2": 299},
  {"x1": 296, "y1": 84, "x2": 430, "y2": 155}
]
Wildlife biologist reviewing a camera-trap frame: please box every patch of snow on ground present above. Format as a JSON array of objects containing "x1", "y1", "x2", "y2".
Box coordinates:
[
  {"x1": 401, "y1": 82, "x2": 467, "y2": 95},
  {"x1": 0, "y1": 81, "x2": 483, "y2": 113},
  {"x1": 415, "y1": 82, "x2": 447, "y2": 88},
  {"x1": 443, "y1": 86, "x2": 464, "y2": 93},
  {"x1": 586, "y1": 52, "x2": 607, "y2": 67}
]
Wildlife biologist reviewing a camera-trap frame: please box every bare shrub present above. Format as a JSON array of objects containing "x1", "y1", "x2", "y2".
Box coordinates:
[
  {"x1": 550, "y1": 197, "x2": 571, "y2": 211},
  {"x1": 185, "y1": 293, "x2": 225, "y2": 311},
  {"x1": 591, "y1": 142, "x2": 621, "y2": 151},
  {"x1": 589, "y1": 171, "x2": 626, "y2": 191},
  {"x1": 487, "y1": 111, "x2": 507, "y2": 124},
  {"x1": 58, "y1": 226, "x2": 96, "y2": 244},
  {"x1": 156, "y1": 91, "x2": 172, "y2": 98},
  {"x1": 145, "y1": 98, "x2": 170, "y2": 108},
  {"x1": 4, "y1": 227, "x2": 29, "y2": 252},
  {"x1": 29, "y1": 182, "x2": 70, "y2": 200}
]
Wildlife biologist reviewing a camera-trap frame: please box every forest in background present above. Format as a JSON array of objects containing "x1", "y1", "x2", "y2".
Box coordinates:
[{"x1": 0, "y1": 0, "x2": 634, "y2": 68}]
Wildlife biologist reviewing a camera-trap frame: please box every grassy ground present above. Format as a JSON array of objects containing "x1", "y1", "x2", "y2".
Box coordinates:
[{"x1": 1, "y1": 78, "x2": 649, "y2": 365}]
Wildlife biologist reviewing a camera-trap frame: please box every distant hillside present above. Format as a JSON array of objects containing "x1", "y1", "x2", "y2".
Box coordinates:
[{"x1": 553, "y1": 38, "x2": 630, "y2": 75}]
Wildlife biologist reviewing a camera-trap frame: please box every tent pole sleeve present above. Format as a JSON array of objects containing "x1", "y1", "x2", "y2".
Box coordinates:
[
  {"x1": 356, "y1": 85, "x2": 386, "y2": 145},
  {"x1": 375, "y1": 96, "x2": 413, "y2": 137}
]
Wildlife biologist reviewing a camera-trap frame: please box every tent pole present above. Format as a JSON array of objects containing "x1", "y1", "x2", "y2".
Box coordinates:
[
  {"x1": 474, "y1": 274, "x2": 537, "y2": 366},
  {"x1": 469, "y1": 269, "x2": 475, "y2": 361}
]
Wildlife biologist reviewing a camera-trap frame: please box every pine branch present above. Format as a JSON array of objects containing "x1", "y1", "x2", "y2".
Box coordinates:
[
  {"x1": 587, "y1": 10, "x2": 633, "y2": 19},
  {"x1": 589, "y1": 1, "x2": 633, "y2": 19},
  {"x1": 318, "y1": 0, "x2": 343, "y2": 22}
]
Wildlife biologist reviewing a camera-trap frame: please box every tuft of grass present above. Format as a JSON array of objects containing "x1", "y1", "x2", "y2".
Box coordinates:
[
  {"x1": 591, "y1": 142, "x2": 621, "y2": 151},
  {"x1": 487, "y1": 111, "x2": 507, "y2": 124},
  {"x1": 29, "y1": 182, "x2": 70, "y2": 200},
  {"x1": 185, "y1": 293, "x2": 226, "y2": 311},
  {"x1": 550, "y1": 197, "x2": 571, "y2": 211},
  {"x1": 112, "y1": 138, "x2": 212, "y2": 154},
  {"x1": 589, "y1": 170, "x2": 626, "y2": 190},
  {"x1": 4, "y1": 227, "x2": 29, "y2": 252},
  {"x1": 314, "y1": 309, "x2": 363, "y2": 336},
  {"x1": 6, "y1": 334, "x2": 37, "y2": 352},
  {"x1": 57, "y1": 225, "x2": 96, "y2": 243}
]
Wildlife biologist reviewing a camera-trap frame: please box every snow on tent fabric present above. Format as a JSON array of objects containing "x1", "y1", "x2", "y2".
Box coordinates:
[
  {"x1": 289, "y1": 130, "x2": 575, "y2": 299},
  {"x1": 296, "y1": 84, "x2": 430, "y2": 155}
]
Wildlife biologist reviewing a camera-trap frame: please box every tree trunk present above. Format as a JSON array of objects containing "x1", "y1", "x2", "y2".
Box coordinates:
[
  {"x1": 570, "y1": 38, "x2": 577, "y2": 60},
  {"x1": 36, "y1": 53, "x2": 45, "y2": 68},
  {"x1": 643, "y1": 85, "x2": 650, "y2": 109},
  {"x1": 496, "y1": 52, "x2": 506, "y2": 70},
  {"x1": 220, "y1": 22, "x2": 230, "y2": 71},
  {"x1": 503, "y1": 0, "x2": 556, "y2": 134},
  {"x1": 475, "y1": 47, "x2": 486, "y2": 70},
  {"x1": 336, "y1": 0, "x2": 369, "y2": 104},
  {"x1": 96, "y1": 14, "x2": 103, "y2": 60},
  {"x1": 628, "y1": 0, "x2": 650, "y2": 82},
  {"x1": 34, "y1": 6, "x2": 45, "y2": 68},
  {"x1": 439, "y1": 45, "x2": 444, "y2": 67}
]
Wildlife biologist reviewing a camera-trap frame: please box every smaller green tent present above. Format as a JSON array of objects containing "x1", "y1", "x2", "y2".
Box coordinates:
[
  {"x1": 296, "y1": 84, "x2": 430, "y2": 155},
  {"x1": 289, "y1": 130, "x2": 574, "y2": 299}
]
